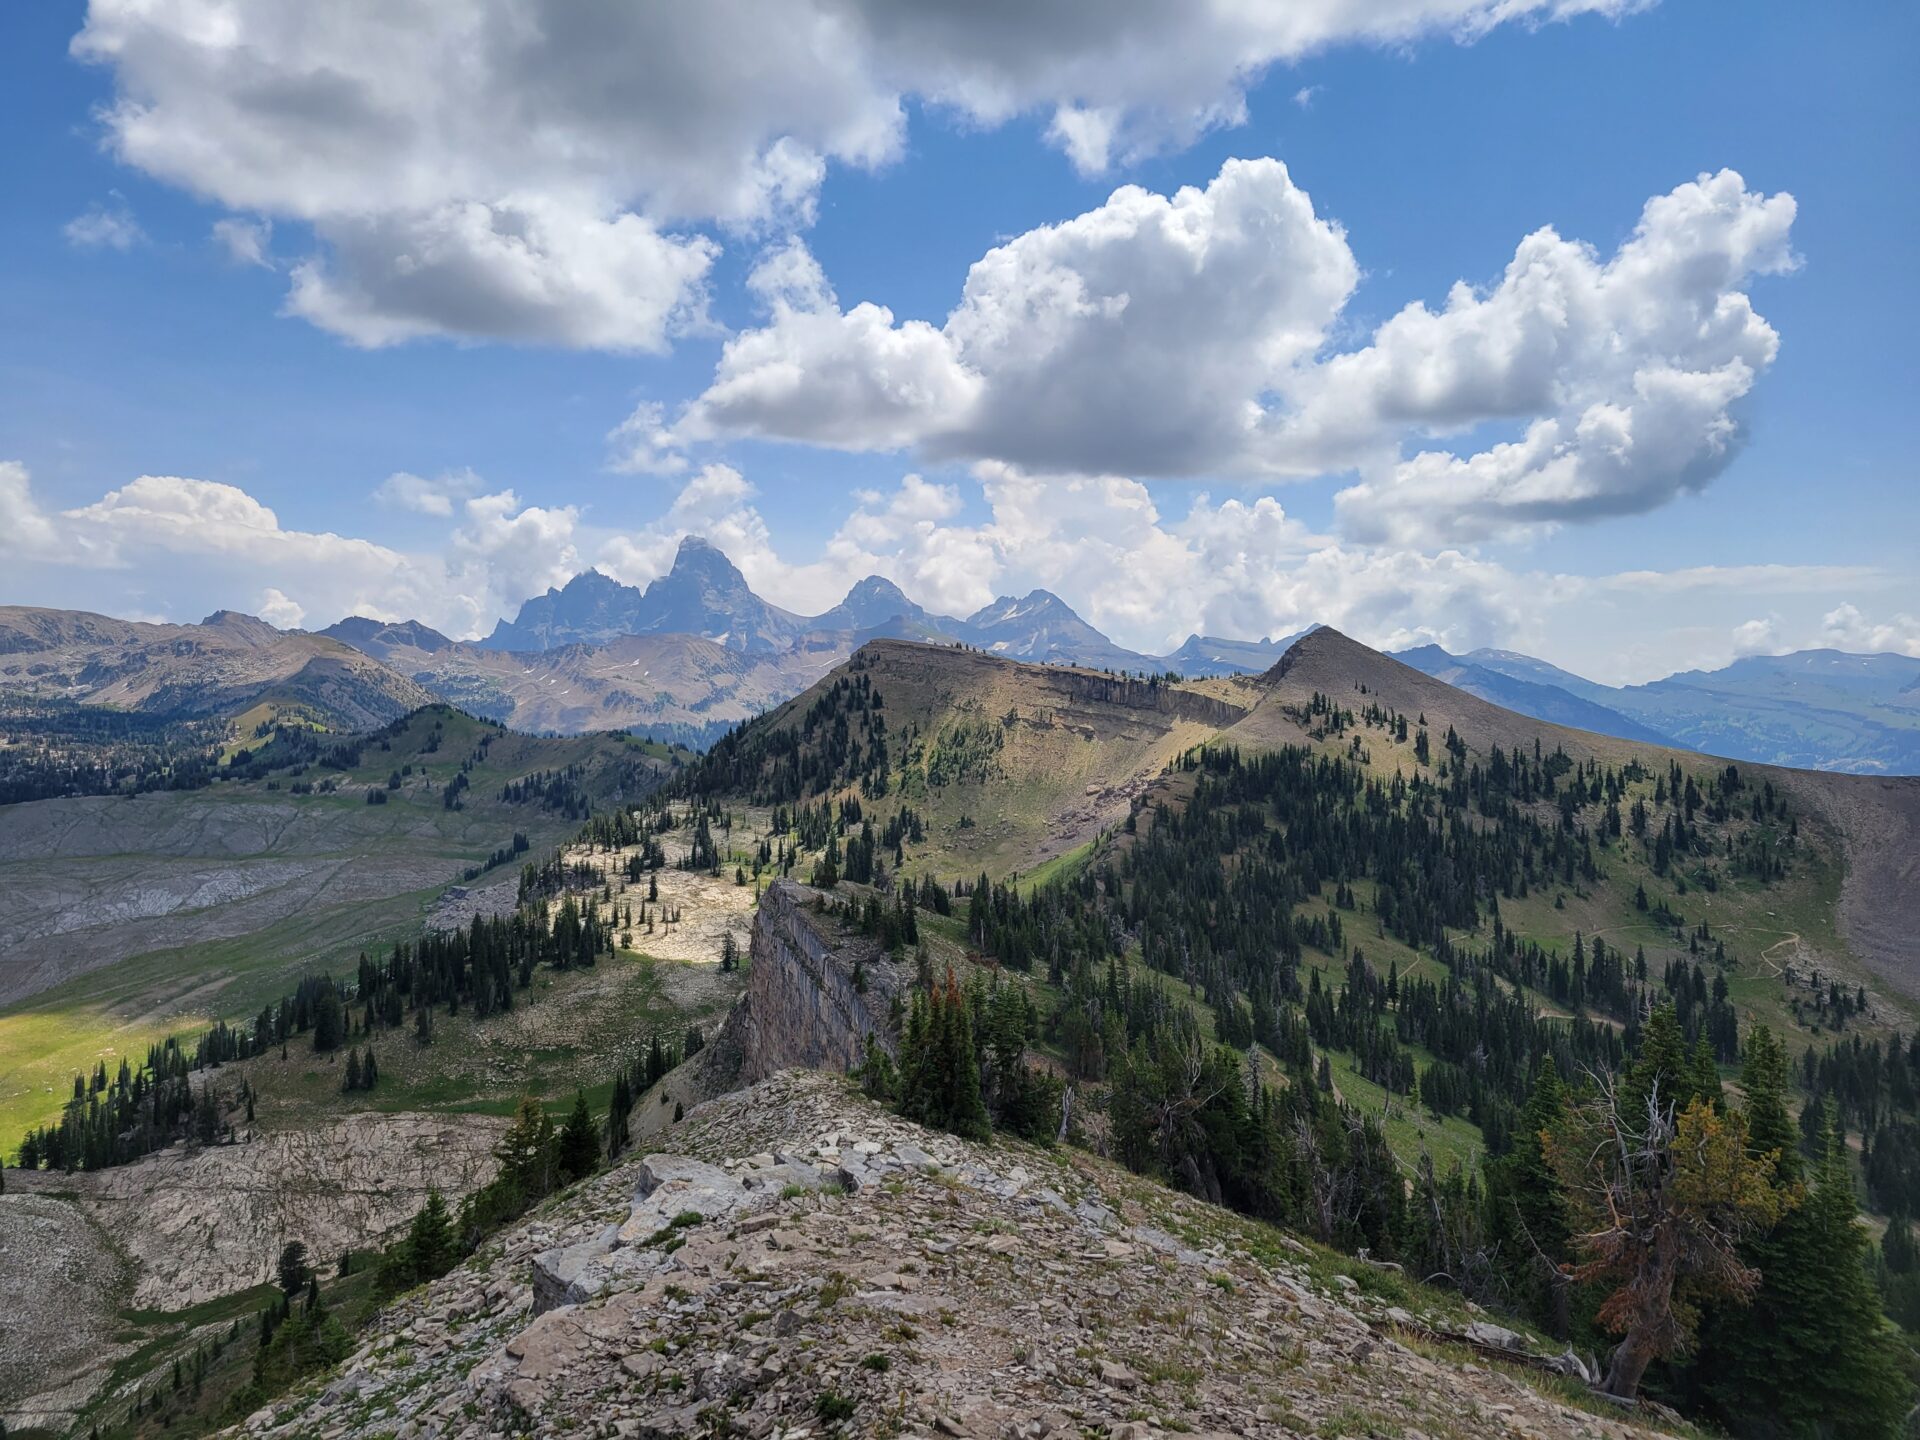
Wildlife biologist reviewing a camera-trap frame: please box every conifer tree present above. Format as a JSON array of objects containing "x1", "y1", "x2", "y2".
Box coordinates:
[
  {"x1": 404, "y1": 1188, "x2": 457, "y2": 1285},
  {"x1": 1700, "y1": 1100, "x2": 1910, "y2": 1438},
  {"x1": 1485, "y1": 1054, "x2": 1572, "y2": 1330},
  {"x1": 1545, "y1": 1085, "x2": 1782, "y2": 1400},
  {"x1": 342, "y1": 1047, "x2": 362, "y2": 1092},
  {"x1": 557, "y1": 1090, "x2": 599, "y2": 1182},
  {"x1": 275, "y1": 1240, "x2": 311, "y2": 1296},
  {"x1": 494, "y1": 1096, "x2": 558, "y2": 1203},
  {"x1": 897, "y1": 970, "x2": 989, "y2": 1140},
  {"x1": 311, "y1": 986, "x2": 344, "y2": 1052}
]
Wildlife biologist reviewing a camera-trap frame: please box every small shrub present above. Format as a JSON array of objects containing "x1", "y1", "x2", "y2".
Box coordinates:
[{"x1": 816, "y1": 1391, "x2": 856, "y2": 1422}]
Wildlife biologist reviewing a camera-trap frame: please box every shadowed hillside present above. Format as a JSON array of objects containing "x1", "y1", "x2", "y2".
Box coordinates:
[{"x1": 0, "y1": 607, "x2": 433, "y2": 729}]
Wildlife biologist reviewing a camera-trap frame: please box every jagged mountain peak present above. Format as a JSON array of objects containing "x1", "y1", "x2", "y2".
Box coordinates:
[
  {"x1": 966, "y1": 588, "x2": 1078, "y2": 626},
  {"x1": 319, "y1": 615, "x2": 454, "y2": 660},
  {"x1": 551, "y1": 567, "x2": 620, "y2": 593},
  {"x1": 842, "y1": 573, "x2": 911, "y2": 604}
]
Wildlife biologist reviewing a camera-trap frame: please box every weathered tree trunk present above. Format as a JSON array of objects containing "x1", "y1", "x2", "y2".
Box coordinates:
[{"x1": 1602, "y1": 1333, "x2": 1655, "y2": 1400}]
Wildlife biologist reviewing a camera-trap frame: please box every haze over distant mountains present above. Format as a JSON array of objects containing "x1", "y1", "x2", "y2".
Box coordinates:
[
  {"x1": 1396, "y1": 644, "x2": 1920, "y2": 775},
  {"x1": 467, "y1": 536, "x2": 1279, "y2": 674},
  {"x1": 5, "y1": 534, "x2": 1917, "y2": 771}
]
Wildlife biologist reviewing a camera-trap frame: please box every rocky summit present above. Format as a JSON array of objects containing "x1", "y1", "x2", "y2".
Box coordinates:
[{"x1": 233, "y1": 1071, "x2": 1673, "y2": 1440}]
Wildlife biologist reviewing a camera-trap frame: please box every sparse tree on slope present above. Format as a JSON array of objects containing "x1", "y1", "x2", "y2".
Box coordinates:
[
  {"x1": 1700, "y1": 1090, "x2": 1910, "y2": 1439},
  {"x1": 558, "y1": 1089, "x2": 599, "y2": 1183},
  {"x1": 276, "y1": 1240, "x2": 311, "y2": 1296},
  {"x1": 1544, "y1": 1075, "x2": 1783, "y2": 1401}
]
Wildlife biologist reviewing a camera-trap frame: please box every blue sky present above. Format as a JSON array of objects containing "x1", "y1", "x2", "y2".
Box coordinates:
[{"x1": 1, "y1": 1, "x2": 1914, "y2": 681}]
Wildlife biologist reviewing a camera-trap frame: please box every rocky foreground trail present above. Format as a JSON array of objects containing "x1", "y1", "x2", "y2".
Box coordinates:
[{"x1": 233, "y1": 1071, "x2": 1676, "y2": 1440}]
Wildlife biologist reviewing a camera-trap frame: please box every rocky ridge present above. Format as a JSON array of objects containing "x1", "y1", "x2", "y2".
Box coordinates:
[
  {"x1": 0, "y1": 605, "x2": 433, "y2": 726},
  {"x1": 230, "y1": 1071, "x2": 1675, "y2": 1440},
  {"x1": 711, "y1": 879, "x2": 908, "y2": 1087}
]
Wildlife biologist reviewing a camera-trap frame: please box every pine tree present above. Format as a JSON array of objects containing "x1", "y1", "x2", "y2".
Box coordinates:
[
  {"x1": 404, "y1": 1189, "x2": 457, "y2": 1285},
  {"x1": 1485, "y1": 1055, "x2": 1572, "y2": 1331},
  {"x1": 557, "y1": 1090, "x2": 599, "y2": 1182},
  {"x1": 896, "y1": 972, "x2": 989, "y2": 1140},
  {"x1": 1737, "y1": 1025, "x2": 1798, "y2": 1178},
  {"x1": 939, "y1": 973, "x2": 990, "y2": 1140},
  {"x1": 1700, "y1": 1101, "x2": 1910, "y2": 1438},
  {"x1": 341, "y1": 1047, "x2": 362, "y2": 1093},
  {"x1": 1621, "y1": 1004, "x2": 1699, "y2": 1118},
  {"x1": 1545, "y1": 1088, "x2": 1782, "y2": 1400},
  {"x1": 276, "y1": 1240, "x2": 311, "y2": 1296},
  {"x1": 311, "y1": 985, "x2": 344, "y2": 1052},
  {"x1": 494, "y1": 1096, "x2": 558, "y2": 1203}
]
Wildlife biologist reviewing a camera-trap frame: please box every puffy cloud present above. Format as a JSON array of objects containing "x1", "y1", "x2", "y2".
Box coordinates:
[
  {"x1": 1730, "y1": 616, "x2": 1782, "y2": 657},
  {"x1": 443, "y1": 490, "x2": 582, "y2": 625},
  {"x1": 678, "y1": 166, "x2": 1796, "y2": 544},
  {"x1": 1821, "y1": 604, "x2": 1920, "y2": 657},
  {"x1": 72, "y1": 0, "x2": 1646, "y2": 347},
  {"x1": 211, "y1": 216, "x2": 273, "y2": 267},
  {"x1": 0, "y1": 461, "x2": 61, "y2": 557},
  {"x1": 680, "y1": 161, "x2": 1356, "y2": 473},
  {"x1": 257, "y1": 587, "x2": 306, "y2": 628},
  {"x1": 64, "y1": 198, "x2": 143, "y2": 250},
  {"x1": 59, "y1": 477, "x2": 426, "y2": 613},
  {"x1": 1326, "y1": 171, "x2": 1797, "y2": 543},
  {"x1": 373, "y1": 469, "x2": 481, "y2": 518},
  {"x1": 686, "y1": 297, "x2": 981, "y2": 453},
  {"x1": 0, "y1": 462, "x2": 587, "y2": 640},
  {"x1": 283, "y1": 201, "x2": 716, "y2": 351}
]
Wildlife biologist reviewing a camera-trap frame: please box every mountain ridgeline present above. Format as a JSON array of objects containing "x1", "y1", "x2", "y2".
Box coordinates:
[
  {"x1": 657, "y1": 628, "x2": 1920, "y2": 1428},
  {"x1": 8, "y1": 626, "x2": 1919, "y2": 1438},
  {"x1": 4, "y1": 534, "x2": 1918, "y2": 772}
]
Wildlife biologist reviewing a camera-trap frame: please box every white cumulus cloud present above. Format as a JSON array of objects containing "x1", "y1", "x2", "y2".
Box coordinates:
[
  {"x1": 1821, "y1": 604, "x2": 1920, "y2": 657},
  {"x1": 72, "y1": 0, "x2": 1648, "y2": 348},
  {"x1": 674, "y1": 165, "x2": 1795, "y2": 546},
  {"x1": 679, "y1": 160, "x2": 1357, "y2": 474}
]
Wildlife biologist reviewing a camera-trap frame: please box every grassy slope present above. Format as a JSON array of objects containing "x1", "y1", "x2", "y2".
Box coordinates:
[
  {"x1": 674, "y1": 637, "x2": 1911, "y2": 1181},
  {"x1": 846, "y1": 640, "x2": 1911, "y2": 1177},
  {"x1": 0, "y1": 708, "x2": 682, "y2": 1140}
]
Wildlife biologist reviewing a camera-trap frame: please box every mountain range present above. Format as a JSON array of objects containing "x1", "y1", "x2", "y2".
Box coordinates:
[
  {"x1": 469, "y1": 536, "x2": 1204, "y2": 670},
  {"x1": 6, "y1": 534, "x2": 1918, "y2": 772},
  {"x1": 1395, "y1": 643, "x2": 1920, "y2": 774},
  {"x1": 0, "y1": 604, "x2": 434, "y2": 729}
]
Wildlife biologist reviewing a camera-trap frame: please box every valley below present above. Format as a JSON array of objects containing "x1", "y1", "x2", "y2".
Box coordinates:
[{"x1": 3, "y1": 626, "x2": 1919, "y2": 1439}]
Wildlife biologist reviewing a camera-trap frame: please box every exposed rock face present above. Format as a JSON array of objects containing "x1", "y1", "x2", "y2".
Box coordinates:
[
  {"x1": 0, "y1": 1191, "x2": 133, "y2": 1432},
  {"x1": 530, "y1": 1151, "x2": 829, "y2": 1314},
  {"x1": 688, "y1": 879, "x2": 907, "y2": 1105},
  {"x1": 231, "y1": 1072, "x2": 1684, "y2": 1440},
  {"x1": 8, "y1": 1111, "x2": 505, "y2": 1310}
]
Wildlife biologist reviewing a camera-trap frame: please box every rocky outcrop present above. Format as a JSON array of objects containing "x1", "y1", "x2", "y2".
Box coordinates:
[
  {"x1": 232, "y1": 1071, "x2": 1685, "y2": 1440},
  {"x1": 8, "y1": 1111, "x2": 505, "y2": 1310},
  {"x1": 530, "y1": 1150, "x2": 830, "y2": 1314},
  {"x1": 0, "y1": 1192, "x2": 134, "y2": 1432},
  {"x1": 692, "y1": 879, "x2": 907, "y2": 1099}
]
